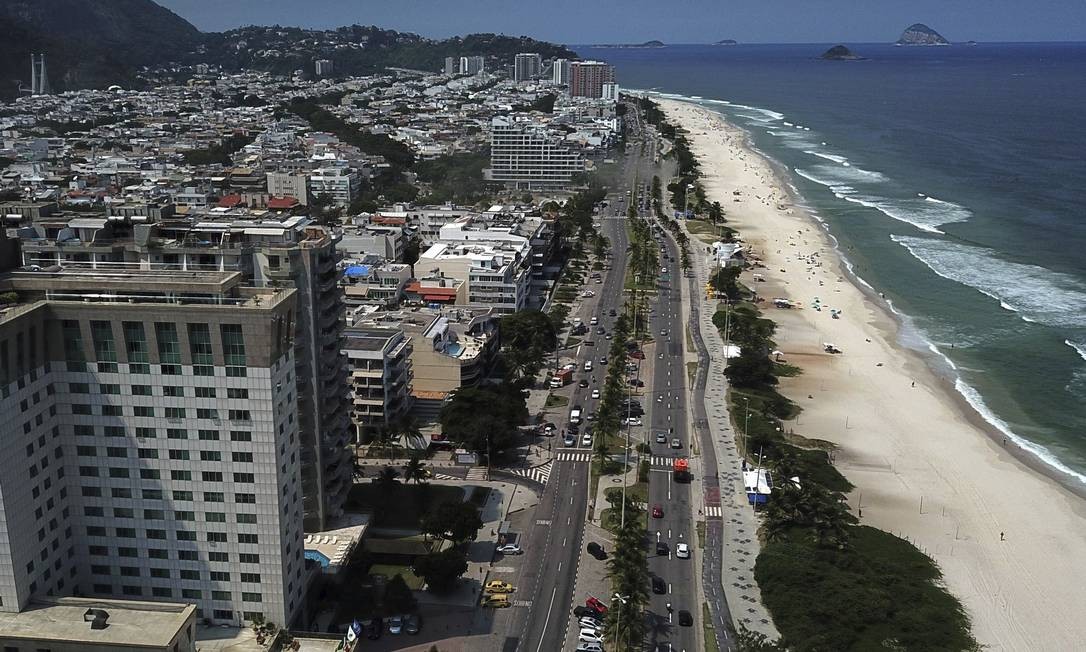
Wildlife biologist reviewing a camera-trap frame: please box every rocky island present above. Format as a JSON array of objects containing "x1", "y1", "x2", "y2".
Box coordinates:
[
  {"x1": 820, "y1": 45, "x2": 863, "y2": 61},
  {"x1": 715, "y1": 39, "x2": 738, "y2": 46},
  {"x1": 592, "y1": 40, "x2": 665, "y2": 49},
  {"x1": 896, "y1": 23, "x2": 950, "y2": 46}
]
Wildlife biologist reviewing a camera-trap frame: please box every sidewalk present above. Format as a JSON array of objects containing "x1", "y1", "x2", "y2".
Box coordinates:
[{"x1": 681, "y1": 224, "x2": 779, "y2": 639}]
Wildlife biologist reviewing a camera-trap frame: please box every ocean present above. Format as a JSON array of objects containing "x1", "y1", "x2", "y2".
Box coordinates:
[{"x1": 578, "y1": 42, "x2": 1086, "y2": 484}]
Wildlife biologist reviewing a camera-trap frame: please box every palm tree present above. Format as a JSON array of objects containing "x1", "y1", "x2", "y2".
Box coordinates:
[
  {"x1": 595, "y1": 440, "x2": 611, "y2": 473},
  {"x1": 375, "y1": 465, "x2": 401, "y2": 492},
  {"x1": 402, "y1": 454, "x2": 428, "y2": 485}
]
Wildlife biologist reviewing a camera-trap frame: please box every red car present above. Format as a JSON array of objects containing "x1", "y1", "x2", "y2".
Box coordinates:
[
  {"x1": 651, "y1": 505, "x2": 664, "y2": 518},
  {"x1": 630, "y1": 350, "x2": 646, "y2": 360},
  {"x1": 585, "y1": 596, "x2": 608, "y2": 615}
]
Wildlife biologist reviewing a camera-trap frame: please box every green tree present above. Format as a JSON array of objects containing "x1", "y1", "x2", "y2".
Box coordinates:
[
  {"x1": 439, "y1": 385, "x2": 526, "y2": 457},
  {"x1": 725, "y1": 347, "x2": 778, "y2": 389},
  {"x1": 383, "y1": 574, "x2": 418, "y2": 615},
  {"x1": 421, "y1": 501, "x2": 484, "y2": 544},
  {"x1": 375, "y1": 466, "x2": 401, "y2": 493},
  {"x1": 413, "y1": 549, "x2": 468, "y2": 593},
  {"x1": 402, "y1": 453, "x2": 428, "y2": 485}
]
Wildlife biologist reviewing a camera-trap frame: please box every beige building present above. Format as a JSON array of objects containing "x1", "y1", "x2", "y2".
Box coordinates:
[{"x1": 0, "y1": 597, "x2": 196, "y2": 652}]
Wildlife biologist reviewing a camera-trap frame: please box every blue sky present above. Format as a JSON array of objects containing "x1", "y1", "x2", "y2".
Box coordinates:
[{"x1": 158, "y1": 0, "x2": 1086, "y2": 43}]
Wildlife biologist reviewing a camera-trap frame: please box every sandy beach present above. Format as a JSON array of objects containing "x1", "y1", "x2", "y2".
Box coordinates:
[{"x1": 658, "y1": 97, "x2": 1086, "y2": 650}]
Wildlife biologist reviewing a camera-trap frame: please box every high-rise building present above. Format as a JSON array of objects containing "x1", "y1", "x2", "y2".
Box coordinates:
[
  {"x1": 459, "y1": 56, "x2": 485, "y2": 75},
  {"x1": 0, "y1": 262, "x2": 305, "y2": 628},
  {"x1": 29, "y1": 54, "x2": 50, "y2": 95},
  {"x1": 314, "y1": 59, "x2": 334, "y2": 77},
  {"x1": 342, "y1": 327, "x2": 413, "y2": 439},
  {"x1": 601, "y1": 82, "x2": 620, "y2": 101},
  {"x1": 444, "y1": 56, "x2": 457, "y2": 76},
  {"x1": 514, "y1": 53, "x2": 542, "y2": 82},
  {"x1": 12, "y1": 209, "x2": 353, "y2": 532},
  {"x1": 489, "y1": 116, "x2": 585, "y2": 190},
  {"x1": 569, "y1": 60, "x2": 616, "y2": 98},
  {"x1": 552, "y1": 58, "x2": 571, "y2": 85}
]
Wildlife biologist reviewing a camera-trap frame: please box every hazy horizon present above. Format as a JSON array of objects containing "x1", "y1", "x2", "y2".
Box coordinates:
[{"x1": 157, "y1": 0, "x2": 1086, "y2": 44}]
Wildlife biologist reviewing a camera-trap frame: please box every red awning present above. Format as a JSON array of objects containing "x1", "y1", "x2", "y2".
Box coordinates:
[{"x1": 423, "y1": 294, "x2": 455, "y2": 302}]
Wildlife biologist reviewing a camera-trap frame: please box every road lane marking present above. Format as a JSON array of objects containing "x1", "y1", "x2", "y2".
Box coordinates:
[{"x1": 534, "y1": 586, "x2": 559, "y2": 652}]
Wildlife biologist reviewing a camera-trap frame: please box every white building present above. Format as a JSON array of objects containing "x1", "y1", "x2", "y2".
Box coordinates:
[
  {"x1": 553, "y1": 58, "x2": 571, "y2": 85},
  {"x1": 488, "y1": 116, "x2": 585, "y2": 189},
  {"x1": 459, "y1": 56, "x2": 485, "y2": 75},
  {"x1": 444, "y1": 57, "x2": 457, "y2": 76},
  {"x1": 416, "y1": 232, "x2": 533, "y2": 313},
  {"x1": 514, "y1": 53, "x2": 541, "y2": 81},
  {"x1": 308, "y1": 167, "x2": 360, "y2": 206},
  {"x1": 315, "y1": 59, "x2": 334, "y2": 77},
  {"x1": 267, "y1": 171, "x2": 309, "y2": 205},
  {"x1": 601, "y1": 82, "x2": 620, "y2": 101},
  {"x1": 0, "y1": 267, "x2": 305, "y2": 628}
]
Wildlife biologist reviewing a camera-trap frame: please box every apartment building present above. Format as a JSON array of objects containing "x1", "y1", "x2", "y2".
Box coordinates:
[
  {"x1": 0, "y1": 265, "x2": 306, "y2": 628},
  {"x1": 267, "y1": 171, "x2": 309, "y2": 206},
  {"x1": 459, "y1": 56, "x2": 485, "y2": 75},
  {"x1": 342, "y1": 327, "x2": 412, "y2": 440},
  {"x1": 569, "y1": 61, "x2": 616, "y2": 98},
  {"x1": 9, "y1": 208, "x2": 353, "y2": 532},
  {"x1": 552, "y1": 58, "x2": 571, "y2": 85},
  {"x1": 514, "y1": 53, "x2": 541, "y2": 82},
  {"x1": 341, "y1": 258, "x2": 412, "y2": 309},
  {"x1": 443, "y1": 57, "x2": 457, "y2": 76},
  {"x1": 308, "y1": 167, "x2": 360, "y2": 206},
  {"x1": 416, "y1": 236, "x2": 532, "y2": 313},
  {"x1": 488, "y1": 116, "x2": 586, "y2": 190}
]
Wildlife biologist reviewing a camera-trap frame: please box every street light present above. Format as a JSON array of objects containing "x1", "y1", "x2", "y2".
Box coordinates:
[
  {"x1": 742, "y1": 397, "x2": 751, "y2": 455},
  {"x1": 611, "y1": 593, "x2": 629, "y2": 651},
  {"x1": 683, "y1": 182, "x2": 695, "y2": 220}
]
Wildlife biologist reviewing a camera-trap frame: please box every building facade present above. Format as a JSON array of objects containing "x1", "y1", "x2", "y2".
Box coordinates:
[
  {"x1": 443, "y1": 57, "x2": 457, "y2": 76},
  {"x1": 342, "y1": 327, "x2": 412, "y2": 440},
  {"x1": 267, "y1": 171, "x2": 309, "y2": 206},
  {"x1": 489, "y1": 116, "x2": 585, "y2": 189},
  {"x1": 514, "y1": 53, "x2": 541, "y2": 82},
  {"x1": 459, "y1": 56, "x2": 485, "y2": 75},
  {"x1": 0, "y1": 266, "x2": 306, "y2": 628},
  {"x1": 552, "y1": 58, "x2": 571, "y2": 85},
  {"x1": 307, "y1": 167, "x2": 360, "y2": 206},
  {"x1": 314, "y1": 60, "x2": 334, "y2": 77},
  {"x1": 569, "y1": 61, "x2": 616, "y2": 98}
]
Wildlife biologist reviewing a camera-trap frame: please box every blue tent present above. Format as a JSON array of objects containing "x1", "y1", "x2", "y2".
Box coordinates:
[{"x1": 343, "y1": 265, "x2": 370, "y2": 278}]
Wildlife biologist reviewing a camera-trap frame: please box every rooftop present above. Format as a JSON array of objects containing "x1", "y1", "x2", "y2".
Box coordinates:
[{"x1": 0, "y1": 597, "x2": 195, "y2": 648}]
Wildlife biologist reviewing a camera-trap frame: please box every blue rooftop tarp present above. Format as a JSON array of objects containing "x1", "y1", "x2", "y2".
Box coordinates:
[{"x1": 344, "y1": 265, "x2": 370, "y2": 278}]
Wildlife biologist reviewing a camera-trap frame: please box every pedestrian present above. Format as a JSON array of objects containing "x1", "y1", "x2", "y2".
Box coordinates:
[
  {"x1": 911, "y1": 381, "x2": 915, "y2": 388},
  {"x1": 1000, "y1": 531, "x2": 1005, "y2": 541}
]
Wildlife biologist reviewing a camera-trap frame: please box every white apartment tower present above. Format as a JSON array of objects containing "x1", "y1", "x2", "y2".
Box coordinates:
[
  {"x1": 552, "y1": 58, "x2": 571, "y2": 85},
  {"x1": 0, "y1": 266, "x2": 305, "y2": 628},
  {"x1": 489, "y1": 116, "x2": 585, "y2": 189}
]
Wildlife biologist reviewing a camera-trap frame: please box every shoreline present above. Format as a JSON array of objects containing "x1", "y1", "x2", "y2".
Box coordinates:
[
  {"x1": 657, "y1": 96, "x2": 1086, "y2": 649},
  {"x1": 721, "y1": 99, "x2": 1086, "y2": 500}
]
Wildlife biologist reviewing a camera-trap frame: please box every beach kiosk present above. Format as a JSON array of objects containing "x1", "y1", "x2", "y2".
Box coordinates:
[{"x1": 743, "y1": 467, "x2": 773, "y2": 505}]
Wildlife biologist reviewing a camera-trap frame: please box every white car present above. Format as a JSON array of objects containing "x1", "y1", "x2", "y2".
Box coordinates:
[
  {"x1": 496, "y1": 543, "x2": 523, "y2": 555},
  {"x1": 576, "y1": 644, "x2": 604, "y2": 652},
  {"x1": 581, "y1": 433, "x2": 592, "y2": 447},
  {"x1": 578, "y1": 630, "x2": 604, "y2": 644},
  {"x1": 676, "y1": 543, "x2": 690, "y2": 559},
  {"x1": 624, "y1": 417, "x2": 642, "y2": 426},
  {"x1": 579, "y1": 617, "x2": 603, "y2": 629},
  {"x1": 591, "y1": 389, "x2": 601, "y2": 399}
]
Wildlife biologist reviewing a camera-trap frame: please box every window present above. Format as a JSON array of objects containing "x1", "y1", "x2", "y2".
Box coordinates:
[
  {"x1": 238, "y1": 533, "x2": 259, "y2": 544},
  {"x1": 155, "y1": 322, "x2": 181, "y2": 373},
  {"x1": 200, "y1": 450, "x2": 221, "y2": 462},
  {"x1": 86, "y1": 526, "x2": 107, "y2": 536},
  {"x1": 228, "y1": 409, "x2": 251, "y2": 422},
  {"x1": 212, "y1": 590, "x2": 231, "y2": 600},
  {"x1": 72, "y1": 404, "x2": 92, "y2": 415},
  {"x1": 136, "y1": 427, "x2": 156, "y2": 439},
  {"x1": 173, "y1": 490, "x2": 193, "y2": 501},
  {"x1": 228, "y1": 388, "x2": 248, "y2": 399},
  {"x1": 69, "y1": 382, "x2": 90, "y2": 393},
  {"x1": 206, "y1": 512, "x2": 226, "y2": 523},
  {"x1": 240, "y1": 572, "x2": 261, "y2": 583},
  {"x1": 236, "y1": 513, "x2": 257, "y2": 524},
  {"x1": 235, "y1": 493, "x2": 256, "y2": 504},
  {"x1": 210, "y1": 570, "x2": 230, "y2": 582},
  {"x1": 89, "y1": 545, "x2": 108, "y2": 556},
  {"x1": 152, "y1": 586, "x2": 173, "y2": 598},
  {"x1": 138, "y1": 448, "x2": 159, "y2": 459},
  {"x1": 164, "y1": 407, "x2": 185, "y2": 420},
  {"x1": 175, "y1": 511, "x2": 195, "y2": 522},
  {"x1": 115, "y1": 527, "x2": 136, "y2": 538},
  {"x1": 82, "y1": 486, "x2": 102, "y2": 497},
  {"x1": 104, "y1": 425, "x2": 124, "y2": 437},
  {"x1": 74, "y1": 424, "x2": 96, "y2": 437},
  {"x1": 113, "y1": 507, "x2": 134, "y2": 518},
  {"x1": 195, "y1": 386, "x2": 216, "y2": 398},
  {"x1": 100, "y1": 383, "x2": 120, "y2": 395},
  {"x1": 148, "y1": 548, "x2": 168, "y2": 559},
  {"x1": 233, "y1": 472, "x2": 254, "y2": 484},
  {"x1": 90, "y1": 321, "x2": 118, "y2": 372},
  {"x1": 140, "y1": 469, "x2": 161, "y2": 480},
  {"x1": 168, "y1": 449, "x2": 190, "y2": 461},
  {"x1": 176, "y1": 530, "x2": 196, "y2": 541},
  {"x1": 177, "y1": 550, "x2": 198, "y2": 561},
  {"x1": 118, "y1": 547, "x2": 138, "y2": 558},
  {"x1": 108, "y1": 467, "x2": 129, "y2": 479},
  {"x1": 132, "y1": 384, "x2": 152, "y2": 396},
  {"x1": 111, "y1": 488, "x2": 132, "y2": 499},
  {"x1": 242, "y1": 592, "x2": 262, "y2": 603},
  {"x1": 106, "y1": 446, "x2": 127, "y2": 458},
  {"x1": 144, "y1": 509, "x2": 164, "y2": 520},
  {"x1": 230, "y1": 431, "x2": 252, "y2": 442},
  {"x1": 239, "y1": 553, "x2": 260, "y2": 564},
  {"x1": 171, "y1": 470, "x2": 192, "y2": 481},
  {"x1": 180, "y1": 569, "x2": 201, "y2": 580},
  {"x1": 198, "y1": 429, "x2": 219, "y2": 441},
  {"x1": 146, "y1": 529, "x2": 167, "y2": 540},
  {"x1": 221, "y1": 323, "x2": 247, "y2": 367},
  {"x1": 167, "y1": 428, "x2": 187, "y2": 440},
  {"x1": 204, "y1": 492, "x2": 224, "y2": 503},
  {"x1": 181, "y1": 588, "x2": 202, "y2": 599},
  {"x1": 123, "y1": 322, "x2": 150, "y2": 374},
  {"x1": 208, "y1": 551, "x2": 229, "y2": 562},
  {"x1": 101, "y1": 404, "x2": 122, "y2": 417},
  {"x1": 84, "y1": 506, "x2": 104, "y2": 517},
  {"x1": 133, "y1": 406, "x2": 154, "y2": 418},
  {"x1": 232, "y1": 452, "x2": 254, "y2": 463},
  {"x1": 207, "y1": 532, "x2": 228, "y2": 543},
  {"x1": 91, "y1": 564, "x2": 111, "y2": 575},
  {"x1": 62, "y1": 320, "x2": 86, "y2": 371},
  {"x1": 197, "y1": 408, "x2": 219, "y2": 420},
  {"x1": 143, "y1": 488, "x2": 163, "y2": 500},
  {"x1": 213, "y1": 609, "x2": 233, "y2": 619},
  {"x1": 187, "y1": 323, "x2": 214, "y2": 369},
  {"x1": 202, "y1": 471, "x2": 223, "y2": 482},
  {"x1": 243, "y1": 611, "x2": 265, "y2": 622},
  {"x1": 122, "y1": 585, "x2": 143, "y2": 596},
  {"x1": 76, "y1": 445, "x2": 97, "y2": 457}
]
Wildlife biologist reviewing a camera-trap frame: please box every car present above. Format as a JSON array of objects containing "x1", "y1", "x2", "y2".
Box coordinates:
[
  {"x1": 656, "y1": 541, "x2": 668, "y2": 556},
  {"x1": 481, "y1": 594, "x2": 511, "y2": 608},
  {"x1": 623, "y1": 417, "x2": 642, "y2": 426},
  {"x1": 627, "y1": 379, "x2": 644, "y2": 387},
  {"x1": 676, "y1": 543, "x2": 690, "y2": 559},
  {"x1": 662, "y1": 267, "x2": 669, "y2": 274},
  {"x1": 496, "y1": 543, "x2": 523, "y2": 555},
  {"x1": 652, "y1": 576, "x2": 666, "y2": 594},
  {"x1": 579, "y1": 630, "x2": 604, "y2": 644},
  {"x1": 581, "y1": 433, "x2": 592, "y2": 447},
  {"x1": 585, "y1": 411, "x2": 596, "y2": 422},
  {"x1": 609, "y1": 309, "x2": 617, "y2": 316},
  {"x1": 579, "y1": 379, "x2": 590, "y2": 388},
  {"x1": 590, "y1": 317, "x2": 598, "y2": 325},
  {"x1": 655, "y1": 432, "x2": 668, "y2": 444},
  {"x1": 403, "y1": 614, "x2": 421, "y2": 635},
  {"x1": 591, "y1": 389, "x2": 600, "y2": 399},
  {"x1": 587, "y1": 541, "x2": 607, "y2": 560},
  {"x1": 660, "y1": 329, "x2": 669, "y2": 337},
  {"x1": 596, "y1": 327, "x2": 605, "y2": 334},
  {"x1": 573, "y1": 605, "x2": 596, "y2": 619},
  {"x1": 584, "y1": 361, "x2": 593, "y2": 372},
  {"x1": 361, "y1": 617, "x2": 382, "y2": 640},
  {"x1": 564, "y1": 434, "x2": 576, "y2": 447},
  {"x1": 484, "y1": 580, "x2": 515, "y2": 594},
  {"x1": 671, "y1": 438, "x2": 682, "y2": 449},
  {"x1": 630, "y1": 350, "x2": 645, "y2": 360},
  {"x1": 605, "y1": 333, "x2": 613, "y2": 340},
  {"x1": 599, "y1": 356, "x2": 608, "y2": 365},
  {"x1": 387, "y1": 615, "x2": 403, "y2": 634},
  {"x1": 579, "y1": 616, "x2": 604, "y2": 629},
  {"x1": 576, "y1": 643, "x2": 604, "y2": 652},
  {"x1": 585, "y1": 596, "x2": 608, "y2": 615},
  {"x1": 678, "y1": 609, "x2": 693, "y2": 626},
  {"x1": 651, "y1": 505, "x2": 664, "y2": 518}
]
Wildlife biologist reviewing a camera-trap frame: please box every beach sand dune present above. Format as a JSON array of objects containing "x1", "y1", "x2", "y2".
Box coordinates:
[{"x1": 659, "y1": 98, "x2": 1086, "y2": 650}]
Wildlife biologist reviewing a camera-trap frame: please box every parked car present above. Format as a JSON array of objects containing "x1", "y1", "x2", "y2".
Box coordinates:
[
  {"x1": 581, "y1": 433, "x2": 593, "y2": 447},
  {"x1": 360, "y1": 618, "x2": 382, "y2": 640},
  {"x1": 403, "y1": 614, "x2": 420, "y2": 635},
  {"x1": 591, "y1": 389, "x2": 600, "y2": 399},
  {"x1": 585, "y1": 596, "x2": 608, "y2": 615},
  {"x1": 678, "y1": 609, "x2": 693, "y2": 626},
  {"x1": 496, "y1": 543, "x2": 523, "y2": 555},
  {"x1": 623, "y1": 417, "x2": 642, "y2": 426},
  {"x1": 481, "y1": 594, "x2": 511, "y2": 608},
  {"x1": 579, "y1": 379, "x2": 590, "y2": 388},
  {"x1": 387, "y1": 615, "x2": 403, "y2": 634},
  {"x1": 573, "y1": 606, "x2": 596, "y2": 619},
  {"x1": 587, "y1": 541, "x2": 607, "y2": 560},
  {"x1": 564, "y1": 434, "x2": 576, "y2": 447},
  {"x1": 676, "y1": 543, "x2": 690, "y2": 559},
  {"x1": 484, "y1": 580, "x2": 515, "y2": 594},
  {"x1": 671, "y1": 438, "x2": 682, "y2": 449}
]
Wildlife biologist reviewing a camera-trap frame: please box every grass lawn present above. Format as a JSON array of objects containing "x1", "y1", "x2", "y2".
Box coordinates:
[
  {"x1": 368, "y1": 563, "x2": 425, "y2": 590},
  {"x1": 685, "y1": 219, "x2": 730, "y2": 244},
  {"x1": 697, "y1": 521, "x2": 706, "y2": 548},
  {"x1": 755, "y1": 525, "x2": 977, "y2": 651},
  {"x1": 686, "y1": 361, "x2": 698, "y2": 384},
  {"x1": 346, "y1": 483, "x2": 466, "y2": 529},
  {"x1": 545, "y1": 393, "x2": 569, "y2": 408}
]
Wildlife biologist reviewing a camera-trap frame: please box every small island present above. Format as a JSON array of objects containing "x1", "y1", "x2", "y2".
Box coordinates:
[
  {"x1": 896, "y1": 23, "x2": 950, "y2": 46},
  {"x1": 592, "y1": 40, "x2": 665, "y2": 49},
  {"x1": 820, "y1": 45, "x2": 863, "y2": 61},
  {"x1": 715, "y1": 39, "x2": 738, "y2": 46}
]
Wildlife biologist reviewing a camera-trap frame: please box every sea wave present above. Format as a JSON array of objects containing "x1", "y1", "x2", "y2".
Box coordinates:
[
  {"x1": 892, "y1": 236, "x2": 1086, "y2": 329},
  {"x1": 1067, "y1": 340, "x2": 1086, "y2": 362},
  {"x1": 954, "y1": 378, "x2": 1086, "y2": 486},
  {"x1": 803, "y1": 150, "x2": 850, "y2": 165}
]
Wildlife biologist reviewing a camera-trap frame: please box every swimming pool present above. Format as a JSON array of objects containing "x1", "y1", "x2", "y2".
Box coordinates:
[{"x1": 304, "y1": 549, "x2": 331, "y2": 568}]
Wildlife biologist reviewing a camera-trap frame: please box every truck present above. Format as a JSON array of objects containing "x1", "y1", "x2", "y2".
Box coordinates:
[
  {"x1": 673, "y1": 458, "x2": 690, "y2": 482},
  {"x1": 549, "y1": 366, "x2": 574, "y2": 388},
  {"x1": 570, "y1": 408, "x2": 582, "y2": 425}
]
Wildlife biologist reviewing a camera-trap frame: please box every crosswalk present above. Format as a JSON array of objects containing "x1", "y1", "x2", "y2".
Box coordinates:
[
  {"x1": 555, "y1": 451, "x2": 593, "y2": 462},
  {"x1": 432, "y1": 472, "x2": 460, "y2": 481},
  {"x1": 704, "y1": 505, "x2": 723, "y2": 517},
  {"x1": 506, "y1": 461, "x2": 552, "y2": 485},
  {"x1": 465, "y1": 466, "x2": 489, "y2": 481},
  {"x1": 649, "y1": 455, "x2": 681, "y2": 466}
]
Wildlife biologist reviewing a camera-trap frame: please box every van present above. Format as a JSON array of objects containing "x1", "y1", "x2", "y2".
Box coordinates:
[
  {"x1": 584, "y1": 361, "x2": 593, "y2": 372},
  {"x1": 570, "y1": 408, "x2": 582, "y2": 425}
]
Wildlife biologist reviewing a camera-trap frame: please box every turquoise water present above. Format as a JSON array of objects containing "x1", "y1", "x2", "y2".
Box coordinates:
[
  {"x1": 305, "y1": 549, "x2": 331, "y2": 567},
  {"x1": 582, "y1": 43, "x2": 1086, "y2": 484}
]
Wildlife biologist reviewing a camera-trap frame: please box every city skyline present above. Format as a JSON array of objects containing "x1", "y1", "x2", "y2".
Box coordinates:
[{"x1": 157, "y1": 0, "x2": 1086, "y2": 44}]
